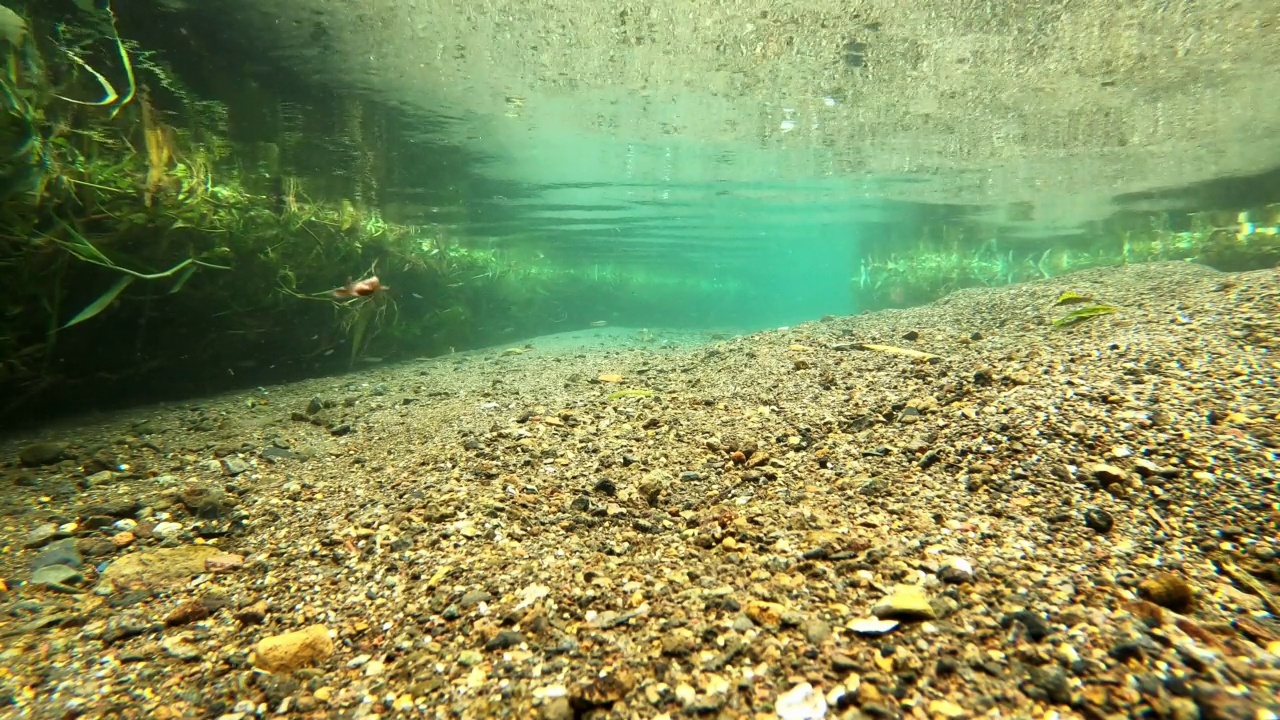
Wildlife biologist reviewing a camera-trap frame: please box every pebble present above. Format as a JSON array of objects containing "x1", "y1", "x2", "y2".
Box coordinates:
[
  {"x1": 938, "y1": 557, "x2": 974, "y2": 583},
  {"x1": 1083, "y1": 508, "x2": 1114, "y2": 533},
  {"x1": 848, "y1": 618, "x2": 900, "y2": 635},
  {"x1": 23, "y1": 523, "x2": 59, "y2": 549},
  {"x1": 254, "y1": 624, "x2": 334, "y2": 672},
  {"x1": 1090, "y1": 463, "x2": 1128, "y2": 485},
  {"x1": 151, "y1": 521, "x2": 184, "y2": 538},
  {"x1": 871, "y1": 585, "x2": 937, "y2": 621},
  {"x1": 19, "y1": 441, "x2": 68, "y2": 466},
  {"x1": 776, "y1": 682, "x2": 827, "y2": 720},
  {"x1": 31, "y1": 564, "x2": 84, "y2": 586},
  {"x1": 30, "y1": 538, "x2": 82, "y2": 571}
]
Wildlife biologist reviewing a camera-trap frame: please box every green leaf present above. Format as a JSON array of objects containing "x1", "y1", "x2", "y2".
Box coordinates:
[
  {"x1": 1052, "y1": 304, "x2": 1119, "y2": 329},
  {"x1": 60, "y1": 275, "x2": 134, "y2": 329},
  {"x1": 168, "y1": 264, "x2": 197, "y2": 293},
  {"x1": 1052, "y1": 290, "x2": 1094, "y2": 306}
]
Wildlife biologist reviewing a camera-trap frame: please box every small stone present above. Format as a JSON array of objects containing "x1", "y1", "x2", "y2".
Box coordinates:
[
  {"x1": 928, "y1": 699, "x2": 967, "y2": 718},
  {"x1": 235, "y1": 600, "x2": 269, "y2": 625},
  {"x1": 1137, "y1": 573, "x2": 1194, "y2": 612},
  {"x1": 19, "y1": 441, "x2": 68, "y2": 466},
  {"x1": 23, "y1": 523, "x2": 59, "y2": 549},
  {"x1": 776, "y1": 682, "x2": 827, "y2": 720},
  {"x1": 220, "y1": 457, "x2": 249, "y2": 475},
  {"x1": 848, "y1": 618, "x2": 900, "y2": 635},
  {"x1": 31, "y1": 564, "x2": 84, "y2": 587},
  {"x1": 540, "y1": 696, "x2": 573, "y2": 720},
  {"x1": 163, "y1": 633, "x2": 203, "y2": 661},
  {"x1": 1083, "y1": 508, "x2": 1114, "y2": 533},
  {"x1": 938, "y1": 557, "x2": 973, "y2": 584},
  {"x1": 254, "y1": 625, "x2": 334, "y2": 672},
  {"x1": 1090, "y1": 463, "x2": 1127, "y2": 486},
  {"x1": 746, "y1": 600, "x2": 786, "y2": 629},
  {"x1": 871, "y1": 585, "x2": 936, "y2": 621},
  {"x1": 484, "y1": 630, "x2": 525, "y2": 651},
  {"x1": 31, "y1": 538, "x2": 83, "y2": 571},
  {"x1": 151, "y1": 521, "x2": 184, "y2": 538},
  {"x1": 801, "y1": 618, "x2": 832, "y2": 644},
  {"x1": 165, "y1": 600, "x2": 211, "y2": 626},
  {"x1": 204, "y1": 554, "x2": 245, "y2": 573}
]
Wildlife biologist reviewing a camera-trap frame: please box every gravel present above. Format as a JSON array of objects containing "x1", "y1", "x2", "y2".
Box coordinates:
[{"x1": 0, "y1": 260, "x2": 1277, "y2": 719}]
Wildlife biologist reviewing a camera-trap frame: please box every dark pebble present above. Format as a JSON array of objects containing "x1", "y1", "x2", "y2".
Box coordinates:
[
  {"x1": 592, "y1": 478, "x2": 617, "y2": 496},
  {"x1": 1027, "y1": 667, "x2": 1071, "y2": 704},
  {"x1": 484, "y1": 630, "x2": 525, "y2": 651},
  {"x1": 1109, "y1": 640, "x2": 1147, "y2": 662},
  {"x1": 1083, "y1": 508, "x2": 1114, "y2": 533},
  {"x1": 1001, "y1": 610, "x2": 1052, "y2": 641},
  {"x1": 19, "y1": 442, "x2": 69, "y2": 467}
]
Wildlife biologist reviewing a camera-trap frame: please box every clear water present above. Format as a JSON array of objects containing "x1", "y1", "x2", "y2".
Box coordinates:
[{"x1": 149, "y1": 0, "x2": 1280, "y2": 332}]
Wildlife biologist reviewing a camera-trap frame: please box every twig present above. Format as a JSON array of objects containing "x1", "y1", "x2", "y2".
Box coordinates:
[
  {"x1": 1146, "y1": 507, "x2": 1174, "y2": 535},
  {"x1": 1212, "y1": 556, "x2": 1280, "y2": 615}
]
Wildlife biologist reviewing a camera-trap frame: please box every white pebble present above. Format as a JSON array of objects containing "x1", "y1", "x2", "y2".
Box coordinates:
[
  {"x1": 151, "y1": 521, "x2": 183, "y2": 538},
  {"x1": 776, "y1": 682, "x2": 827, "y2": 720}
]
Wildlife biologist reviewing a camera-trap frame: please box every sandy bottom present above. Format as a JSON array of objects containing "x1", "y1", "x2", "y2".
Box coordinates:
[{"x1": 1, "y1": 261, "x2": 1277, "y2": 720}]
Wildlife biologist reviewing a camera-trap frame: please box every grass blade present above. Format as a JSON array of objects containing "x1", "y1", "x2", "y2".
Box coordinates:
[{"x1": 60, "y1": 275, "x2": 134, "y2": 330}]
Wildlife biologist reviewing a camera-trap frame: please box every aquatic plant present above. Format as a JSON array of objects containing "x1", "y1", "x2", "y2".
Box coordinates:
[{"x1": 1052, "y1": 304, "x2": 1120, "y2": 329}]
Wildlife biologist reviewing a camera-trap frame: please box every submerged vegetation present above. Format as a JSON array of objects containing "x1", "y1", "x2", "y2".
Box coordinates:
[
  {"x1": 854, "y1": 209, "x2": 1280, "y2": 310},
  {"x1": 0, "y1": 1, "x2": 740, "y2": 420}
]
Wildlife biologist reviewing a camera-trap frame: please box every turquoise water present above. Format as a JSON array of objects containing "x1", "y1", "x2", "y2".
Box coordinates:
[{"x1": 142, "y1": 0, "x2": 1280, "y2": 336}]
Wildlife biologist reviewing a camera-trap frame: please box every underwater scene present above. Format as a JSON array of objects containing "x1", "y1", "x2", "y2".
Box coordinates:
[{"x1": 0, "y1": 0, "x2": 1278, "y2": 717}]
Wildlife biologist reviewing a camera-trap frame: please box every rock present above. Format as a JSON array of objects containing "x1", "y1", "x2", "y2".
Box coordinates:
[
  {"x1": 871, "y1": 585, "x2": 937, "y2": 621},
  {"x1": 19, "y1": 441, "x2": 68, "y2": 466},
  {"x1": 235, "y1": 600, "x2": 269, "y2": 625},
  {"x1": 776, "y1": 682, "x2": 827, "y2": 720},
  {"x1": 484, "y1": 630, "x2": 525, "y2": 651},
  {"x1": 848, "y1": 618, "x2": 900, "y2": 635},
  {"x1": 801, "y1": 618, "x2": 832, "y2": 644},
  {"x1": 746, "y1": 600, "x2": 787, "y2": 629},
  {"x1": 929, "y1": 700, "x2": 967, "y2": 718},
  {"x1": 254, "y1": 624, "x2": 334, "y2": 672},
  {"x1": 23, "y1": 523, "x2": 59, "y2": 549},
  {"x1": 1137, "y1": 573, "x2": 1194, "y2": 612},
  {"x1": 1083, "y1": 508, "x2": 1114, "y2": 533},
  {"x1": 204, "y1": 553, "x2": 245, "y2": 573},
  {"x1": 31, "y1": 538, "x2": 83, "y2": 571},
  {"x1": 1002, "y1": 610, "x2": 1053, "y2": 641},
  {"x1": 97, "y1": 545, "x2": 223, "y2": 589},
  {"x1": 1090, "y1": 463, "x2": 1128, "y2": 486},
  {"x1": 163, "y1": 633, "x2": 203, "y2": 661},
  {"x1": 939, "y1": 557, "x2": 974, "y2": 583},
  {"x1": 220, "y1": 457, "x2": 249, "y2": 476},
  {"x1": 31, "y1": 564, "x2": 84, "y2": 587},
  {"x1": 150, "y1": 521, "x2": 183, "y2": 538},
  {"x1": 540, "y1": 697, "x2": 573, "y2": 720}
]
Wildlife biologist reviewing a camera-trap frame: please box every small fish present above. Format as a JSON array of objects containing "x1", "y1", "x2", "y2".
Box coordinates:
[
  {"x1": 589, "y1": 320, "x2": 608, "y2": 327},
  {"x1": 332, "y1": 275, "x2": 386, "y2": 299}
]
